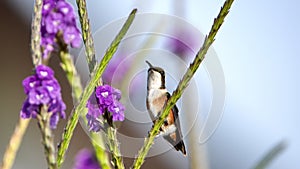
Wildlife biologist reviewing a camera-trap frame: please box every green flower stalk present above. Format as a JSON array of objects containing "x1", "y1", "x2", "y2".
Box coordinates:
[
  {"x1": 59, "y1": 44, "x2": 83, "y2": 102},
  {"x1": 20, "y1": 66, "x2": 66, "y2": 168},
  {"x1": 0, "y1": 119, "x2": 30, "y2": 169},
  {"x1": 76, "y1": 0, "x2": 97, "y2": 73},
  {"x1": 91, "y1": 132, "x2": 112, "y2": 169},
  {"x1": 132, "y1": 0, "x2": 234, "y2": 168},
  {"x1": 105, "y1": 126, "x2": 125, "y2": 169},
  {"x1": 85, "y1": 84, "x2": 126, "y2": 168},
  {"x1": 58, "y1": 25, "x2": 112, "y2": 169},
  {"x1": 57, "y1": 8, "x2": 137, "y2": 167},
  {"x1": 63, "y1": 0, "x2": 109, "y2": 167},
  {"x1": 58, "y1": 1, "x2": 127, "y2": 168},
  {"x1": 31, "y1": 0, "x2": 43, "y2": 66},
  {"x1": 37, "y1": 106, "x2": 58, "y2": 169},
  {"x1": 20, "y1": 64, "x2": 66, "y2": 168},
  {"x1": 253, "y1": 140, "x2": 287, "y2": 169}
]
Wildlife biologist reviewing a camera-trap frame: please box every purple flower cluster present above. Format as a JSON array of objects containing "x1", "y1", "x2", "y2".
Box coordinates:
[
  {"x1": 41, "y1": 0, "x2": 81, "y2": 58},
  {"x1": 86, "y1": 85, "x2": 125, "y2": 132},
  {"x1": 21, "y1": 65, "x2": 66, "y2": 129},
  {"x1": 73, "y1": 149, "x2": 100, "y2": 169}
]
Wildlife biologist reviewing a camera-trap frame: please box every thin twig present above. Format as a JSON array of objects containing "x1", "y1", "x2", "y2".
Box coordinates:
[
  {"x1": 0, "y1": 119, "x2": 30, "y2": 169},
  {"x1": 132, "y1": 0, "x2": 234, "y2": 168}
]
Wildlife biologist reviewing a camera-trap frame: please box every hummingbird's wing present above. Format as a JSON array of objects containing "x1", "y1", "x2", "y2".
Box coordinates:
[
  {"x1": 146, "y1": 96, "x2": 155, "y2": 122},
  {"x1": 162, "y1": 92, "x2": 187, "y2": 155}
]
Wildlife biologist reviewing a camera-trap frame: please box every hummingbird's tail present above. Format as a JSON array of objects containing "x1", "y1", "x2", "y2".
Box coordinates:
[{"x1": 174, "y1": 140, "x2": 186, "y2": 156}]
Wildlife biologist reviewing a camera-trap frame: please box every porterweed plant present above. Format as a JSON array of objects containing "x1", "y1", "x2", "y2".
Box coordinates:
[{"x1": 1, "y1": 0, "x2": 284, "y2": 169}]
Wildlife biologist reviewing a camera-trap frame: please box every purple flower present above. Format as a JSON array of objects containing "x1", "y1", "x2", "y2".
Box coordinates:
[
  {"x1": 36, "y1": 64, "x2": 54, "y2": 79},
  {"x1": 112, "y1": 88, "x2": 121, "y2": 101},
  {"x1": 41, "y1": 33, "x2": 55, "y2": 57},
  {"x1": 41, "y1": 0, "x2": 81, "y2": 58},
  {"x1": 50, "y1": 113, "x2": 59, "y2": 128},
  {"x1": 22, "y1": 76, "x2": 40, "y2": 94},
  {"x1": 86, "y1": 85, "x2": 125, "y2": 132},
  {"x1": 42, "y1": 79, "x2": 61, "y2": 99},
  {"x1": 45, "y1": 12, "x2": 64, "y2": 33},
  {"x1": 73, "y1": 149, "x2": 101, "y2": 169},
  {"x1": 21, "y1": 99, "x2": 39, "y2": 118},
  {"x1": 20, "y1": 65, "x2": 66, "y2": 129},
  {"x1": 63, "y1": 26, "x2": 81, "y2": 48},
  {"x1": 28, "y1": 87, "x2": 51, "y2": 105},
  {"x1": 48, "y1": 98, "x2": 66, "y2": 118},
  {"x1": 108, "y1": 101, "x2": 125, "y2": 121},
  {"x1": 42, "y1": 0, "x2": 55, "y2": 15},
  {"x1": 86, "y1": 114, "x2": 102, "y2": 132},
  {"x1": 87, "y1": 99, "x2": 104, "y2": 118},
  {"x1": 56, "y1": 1, "x2": 75, "y2": 22},
  {"x1": 95, "y1": 85, "x2": 114, "y2": 106},
  {"x1": 85, "y1": 97, "x2": 104, "y2": 132}
]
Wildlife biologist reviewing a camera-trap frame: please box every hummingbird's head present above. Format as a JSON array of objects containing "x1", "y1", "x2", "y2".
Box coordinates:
[{"x1": 146, "y1": 61, "x2": 165, "y2": 89}]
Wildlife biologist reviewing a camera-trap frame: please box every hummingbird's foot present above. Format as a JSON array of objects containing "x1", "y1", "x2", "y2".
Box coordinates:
[
  {"x1": 147, "y1": 131, "x2": 161, "y2": 138},
  {"x1": 157, "y1": 131, "x2": 164, "y2": 137}
]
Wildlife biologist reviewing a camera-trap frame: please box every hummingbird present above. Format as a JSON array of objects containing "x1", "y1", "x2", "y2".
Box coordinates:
[{"x1": 145, "y1": 60, "x2": 186, "y2": 155}]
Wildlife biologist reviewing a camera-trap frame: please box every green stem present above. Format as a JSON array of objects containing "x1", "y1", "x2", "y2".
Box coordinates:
[
  {"x1": 56, "y1": 8, "x2": 137, "y2": 167},
  {"x1": 37, "y1": 106, "x2": 58, "y2": 169},
  {"x1": 131, "y1": 1, "x2": 234, "y2": 168},
  {"x1": 58, "y1": 48, "x2": 111, "y2": 169},
  {"x1": 76, "y1": 0, "x2": 97, "y2": 73},
  {"x1": 253, "y1": 140, "x2": 287, "y2": 169},
  {"x1": 74, "y1": 3, "x2": 135, "y2": 167},
  {"x1": 59, "y1": 45, "x2": 83, "y2": 102},
  {"x1": 60, "y1": 1, "x2": 110, "y2": 167},
  {"x1": 104, "y1": 125, "x2": 125, "y2": 169},
  {"x1": 91, "y1": 133, "x2": 112, "y2": 169}
]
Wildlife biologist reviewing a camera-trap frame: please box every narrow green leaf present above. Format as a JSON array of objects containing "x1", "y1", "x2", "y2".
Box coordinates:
[
  {"x1": 76, "y1": 0, "x2": 97, "y2": 73},
  {"x1": 253, "y1": 140, "x2": 287, "y2": 169}
]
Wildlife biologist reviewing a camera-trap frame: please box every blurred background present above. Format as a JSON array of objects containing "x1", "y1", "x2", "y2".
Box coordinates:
[{"x1": 0, "y1": 0, "x2": 299, "y2": 169}]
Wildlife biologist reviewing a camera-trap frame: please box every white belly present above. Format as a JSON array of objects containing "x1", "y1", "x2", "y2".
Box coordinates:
[{"x1": 148, "y1": 89, "x2": 167, "y2": 118}]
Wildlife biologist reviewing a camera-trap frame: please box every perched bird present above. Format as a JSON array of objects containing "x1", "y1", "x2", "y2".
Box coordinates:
[{"x1": 146, "y1": 61, "x2": 186, "y2": 155}]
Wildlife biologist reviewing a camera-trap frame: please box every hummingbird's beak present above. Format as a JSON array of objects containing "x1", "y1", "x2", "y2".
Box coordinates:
[{"x1": 145, "y1": 60, "x2": 153, "y2": 68}]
